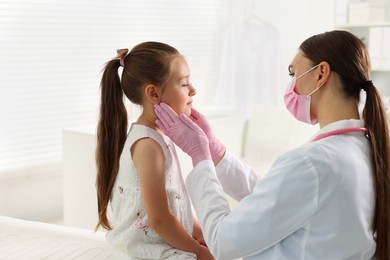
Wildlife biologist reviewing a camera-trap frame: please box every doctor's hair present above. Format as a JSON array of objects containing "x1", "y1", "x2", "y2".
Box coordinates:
[
  {"x1": 96, "y1": 41, "x2": 180, "y2": 231},
  {"x1": 300, "y1": 30, "x2": 390, "y2": 260}
]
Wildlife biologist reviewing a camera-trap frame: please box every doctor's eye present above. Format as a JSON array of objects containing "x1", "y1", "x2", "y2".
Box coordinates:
[{"x1": 288, "y1": 65, "x2": 294, "y2": 77}]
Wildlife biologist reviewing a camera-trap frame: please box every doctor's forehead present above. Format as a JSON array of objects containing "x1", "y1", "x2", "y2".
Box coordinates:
[{"x1": 289, "y1": 51, "x2": 311, "y2": 69}]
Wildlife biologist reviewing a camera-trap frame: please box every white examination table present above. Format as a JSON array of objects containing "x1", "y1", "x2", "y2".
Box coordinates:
[{"x1": 0, "y1": 216, "x2": 115, "y2": 259}]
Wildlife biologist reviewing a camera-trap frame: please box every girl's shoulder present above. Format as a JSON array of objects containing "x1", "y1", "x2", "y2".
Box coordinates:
[
  {"x1": 125, "y1": 124, "x2": 172, "y2": 164},
  {"x1": 127, "y1": 124, "x2": 165, "y2": 146}
]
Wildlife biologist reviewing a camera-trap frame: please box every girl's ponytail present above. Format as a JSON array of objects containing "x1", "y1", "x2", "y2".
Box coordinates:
[{"x1": 96, "y1": 59, "x2": 128, "y2": 230}]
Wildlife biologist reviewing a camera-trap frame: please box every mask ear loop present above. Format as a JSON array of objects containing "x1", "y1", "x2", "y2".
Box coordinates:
[
  {"x1": 298, "y1": 64, "x2": 324, "y2": 97},
  {"x1": 307, "y1": 81, "x2": 325, "y2": 97},
  {"x1": 308, "y1": 63, "x2": 330, "y2": 96},
  {"x1": 296, "y1": 64, "x2": 320, "y2": 80}
]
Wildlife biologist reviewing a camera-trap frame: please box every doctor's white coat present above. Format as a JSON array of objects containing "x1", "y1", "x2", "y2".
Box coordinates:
[{"x1": 186, "y1": 119, "x2": 376, "y2": 260}]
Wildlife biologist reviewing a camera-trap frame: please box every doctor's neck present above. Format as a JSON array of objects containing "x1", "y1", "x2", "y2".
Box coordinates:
[{"x1": 316, "y1": 93, "x2": 360, "y2": 129}]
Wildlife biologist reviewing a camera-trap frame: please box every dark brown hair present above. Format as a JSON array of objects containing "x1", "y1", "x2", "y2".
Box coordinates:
[
  {"x1": 96, "y1": 42, "x2": 180, "y2": 230},
  {"x1": 300, "y1": 30, "x2": 390, "y2": 259}
]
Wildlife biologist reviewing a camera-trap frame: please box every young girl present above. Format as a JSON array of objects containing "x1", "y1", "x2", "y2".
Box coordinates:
[{"x1": 96, "y1": 42, "x2": 213, "y2": 259}]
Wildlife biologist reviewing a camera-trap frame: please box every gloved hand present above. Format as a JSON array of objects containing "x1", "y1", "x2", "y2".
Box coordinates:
[
  {"x1": 154, "y1": 103, "x2": 212, "y2": 166},
  {"x1": 190, "y1": 108, "x2": 226, "y2": 160}
]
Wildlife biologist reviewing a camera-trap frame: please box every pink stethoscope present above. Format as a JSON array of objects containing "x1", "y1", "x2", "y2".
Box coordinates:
[{"x1": 311, "y1": 127, "x2": 368, "y2": 142}]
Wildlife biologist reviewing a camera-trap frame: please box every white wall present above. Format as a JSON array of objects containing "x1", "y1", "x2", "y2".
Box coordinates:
[{"x1": 244, "y1": 0, "x2": 335, "y2": 103}]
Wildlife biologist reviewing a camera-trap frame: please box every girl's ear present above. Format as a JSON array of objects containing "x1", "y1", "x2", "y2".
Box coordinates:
[{"x1": 144, "y1": 84, "x2": 160, "y2": 104}]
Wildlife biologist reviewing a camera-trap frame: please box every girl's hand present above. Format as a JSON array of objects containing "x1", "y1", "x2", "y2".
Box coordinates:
[
  {"x1": 197, "y1": 245, "x2": 214, "y2": 260},
  {"x1": 192, "y1": 218, "x2": 207, "y2": 246},
  {"x1": 194, "y1": 234, "x2": 206, "y2": 247}
]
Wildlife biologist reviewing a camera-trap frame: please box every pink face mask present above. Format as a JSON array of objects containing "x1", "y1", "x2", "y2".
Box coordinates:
[{"x1": 283, "y1": 65, "x2": 322, "y2": 125}]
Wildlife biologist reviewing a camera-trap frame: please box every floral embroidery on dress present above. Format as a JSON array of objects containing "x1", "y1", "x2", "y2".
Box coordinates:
[
  {"x1": 174, "y1": 193, "x2": 181, "y2": 200},
  {"x1": 135, "y1": 212, "x2": 149, "y2": 235}
]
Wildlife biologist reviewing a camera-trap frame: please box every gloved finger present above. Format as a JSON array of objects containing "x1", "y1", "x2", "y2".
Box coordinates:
[
  {"x1": 155, "y1": 119, "x2": 168, "y2": 133},
  {"x1": 159, "y1": 103, "x2": 180, "y2": 125},
  {"x1": 190, "y1": 107, "x2": 200, "y2": 120},
  {"x1": 154, "y1": 103, "x2": 176, "y2": 128},
  {"x1": 189, "y1": 113, "x2": 198, "y2": 124},
  {"x1": 180, "y1": 113, "x2": 203, "y2": 133},
  {"x1": 160, "y1": 102, "x2": 178, "y2": 115}
]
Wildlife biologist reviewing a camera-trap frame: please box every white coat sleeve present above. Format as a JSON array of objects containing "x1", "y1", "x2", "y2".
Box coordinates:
[
  {"x1": 215, "y1": 150, "x2": 260, "y2": 201},
  {"x1": 186, "y1": 150, "x2": 319, "y2": 259}
]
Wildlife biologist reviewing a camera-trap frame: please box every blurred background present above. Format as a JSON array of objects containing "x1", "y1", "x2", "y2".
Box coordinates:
[{"x1": 1, "y1": 0, "x2": 389, "y2": 229}]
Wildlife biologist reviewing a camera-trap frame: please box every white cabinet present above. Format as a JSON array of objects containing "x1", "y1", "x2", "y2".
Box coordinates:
[
  {"x1": 334, "y1": 0, "x2": 390, "y2": 98},
  {"x1": 63, "y1": 127, "x2": 99, "y2": 229}
]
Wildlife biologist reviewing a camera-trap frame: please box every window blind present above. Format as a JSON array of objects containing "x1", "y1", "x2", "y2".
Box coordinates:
[{"x1": 0, "y1": 0, "x2": 226, "y2": 176}]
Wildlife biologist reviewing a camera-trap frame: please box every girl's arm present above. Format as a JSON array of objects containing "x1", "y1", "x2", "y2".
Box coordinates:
[
  {"x1": 193, "y1": 218, "x2": 206, "y2": 246},
  {"x1": 132, "y1": 138, "x2": 213, "y2": 259}
]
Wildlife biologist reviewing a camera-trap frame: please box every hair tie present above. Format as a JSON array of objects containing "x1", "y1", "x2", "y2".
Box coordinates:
[
  {"x1": 361, "y1": 80, "x2": 373, "y2": 92},
  {"x1": 114, "y1": 48, "x2": 129, "y2": 67}
]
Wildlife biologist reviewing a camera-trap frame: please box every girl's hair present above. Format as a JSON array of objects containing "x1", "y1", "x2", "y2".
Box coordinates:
[
  {"x1": 96, "y1": 42, "x2": 180, "y2": 230},
  {"x1": 300, "y1": 30, "x2": 390, "y2": 260}
]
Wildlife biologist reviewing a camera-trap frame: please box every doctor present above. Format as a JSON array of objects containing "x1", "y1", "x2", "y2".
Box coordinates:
[{"x1": 154, "y1": 30, "x2": 390, "y2": 260}]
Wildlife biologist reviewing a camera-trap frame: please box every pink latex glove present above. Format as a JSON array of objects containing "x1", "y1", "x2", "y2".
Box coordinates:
[
  {"x1": 154, "y1": 103, "x2": 212, "y2": 166},
  {"x1": 190, "y1": 108, "x2": 226, "y2": 160}
]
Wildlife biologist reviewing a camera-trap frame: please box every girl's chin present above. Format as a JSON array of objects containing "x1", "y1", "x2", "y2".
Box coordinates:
[
  {"x1": 170, "y1": 106, "x2": 191, "y2": 116},
  {"x1": 184, "y1": 108, "x2": 192, "y2": 116}
]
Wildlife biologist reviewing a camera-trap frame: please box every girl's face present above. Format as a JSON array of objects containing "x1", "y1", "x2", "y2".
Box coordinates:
[{"x1": 159, "y1": 56, "x2": 196, "y2": 116}]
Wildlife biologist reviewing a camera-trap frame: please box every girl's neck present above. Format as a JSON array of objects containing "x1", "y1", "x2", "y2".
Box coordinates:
[{"x1": 135, "y1": 111, "x2": 159, "y2": 131}]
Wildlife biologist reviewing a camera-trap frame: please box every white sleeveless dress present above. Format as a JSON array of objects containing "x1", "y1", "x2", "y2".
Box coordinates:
[{"x1": 106, "y1": 124, "x2": 196, "y2": 259}]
